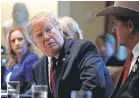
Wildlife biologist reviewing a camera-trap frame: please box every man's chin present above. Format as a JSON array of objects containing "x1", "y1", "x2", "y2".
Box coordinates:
[
  {"x1": 45, "y1": 51, "x2": 59, "y2": 57},
  {"x1": 45, "y1": 53, "x2": 56, "y2": 57}
]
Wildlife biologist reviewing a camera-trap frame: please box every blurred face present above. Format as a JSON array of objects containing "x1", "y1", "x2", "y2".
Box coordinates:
[
  {"x1": 112, "y1": 18, "x2": 130, "y2": 46},
  {"x1": 96, "y1": 39, "x2": 105, "y2": 57},
  {"x1": 96, "y1": 38, "x2": 114, "y2": 60},
  {"x1": 10, "y1": 30, "x2": 28, "y2": 55},
  {"x1": 105, "y1": 41, "x2": 114, "y2": 58},
  {"x1": 30, "y1": 19, "x2": 64, "y2": 57}
]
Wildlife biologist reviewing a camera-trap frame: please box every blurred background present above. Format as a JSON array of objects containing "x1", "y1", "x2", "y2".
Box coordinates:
[
  {"x1": 1, "y1": 1, "x2": 114, "y2": 56},
  {"x1": 1, "y1": 0, "x2": 129, "y2": 88}
]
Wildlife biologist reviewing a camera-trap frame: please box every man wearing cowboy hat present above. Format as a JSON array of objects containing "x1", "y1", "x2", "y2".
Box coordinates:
[{"x1": 95, "y1": 1, "x2": 139, "y2": 98}]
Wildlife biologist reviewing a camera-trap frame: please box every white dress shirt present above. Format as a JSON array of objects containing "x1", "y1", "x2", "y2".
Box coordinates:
[{"x1": 129, "y1": 42, "x2": 139, "y2": 74}]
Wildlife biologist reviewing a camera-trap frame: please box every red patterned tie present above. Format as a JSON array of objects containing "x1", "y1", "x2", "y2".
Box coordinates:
[
  {"x1": 122, "y1": 53, "x2": 133, "y2": 84},
  {"x1": 50, "y1": 57, "x2": 58, "y2": 98}
]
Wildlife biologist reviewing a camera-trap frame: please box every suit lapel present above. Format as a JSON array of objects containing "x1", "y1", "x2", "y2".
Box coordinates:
[
  {"x1": 55, "y1": 38, "x2": 74, "y2": 93},
  {"x1": 55, "y1": 54, "x2": 71, "y2": 87},
  {"x1": 115, "y1": 58, "x2": 139, "y2": 98},
  {"x1": 42, "y1": 56, "x2": 49, "y2": 85}
]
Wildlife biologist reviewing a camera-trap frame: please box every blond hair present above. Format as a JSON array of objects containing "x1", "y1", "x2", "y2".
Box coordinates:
[
  {"x1": 58, "y1": 16, "x2": 83, "y2": 39},
  {"x1": 28, "y1": 11, "x2": 63, "y2": 40},
  {"x1": 6, "y1": 27, "x2": 33, "y2": 68}
]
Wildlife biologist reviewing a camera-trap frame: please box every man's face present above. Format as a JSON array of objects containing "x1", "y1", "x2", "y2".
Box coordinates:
[
  {"x1": 31, "y1": 19, "x2": 64, "y2": 57},
  {"x1": 112, "y1": 19, "x2": 130, "y2": 46},
  {"x1": 10, "y1": 30, "x2": 28, "y2": 55}
]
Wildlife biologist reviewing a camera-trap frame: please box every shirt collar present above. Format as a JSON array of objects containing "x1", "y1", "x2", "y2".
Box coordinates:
[
  {"x1": 48, "y1": 53, "x2": 59, "y2": 60},
  {"x1": 54, "y1": 53, "x2": 59, "y2": 59},
  {"x1": 132, "y1": 42, "x2": 139, "y2": 59}
]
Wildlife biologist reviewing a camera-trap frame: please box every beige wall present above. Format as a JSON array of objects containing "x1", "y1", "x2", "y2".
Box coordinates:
[
  {"x1": 1, "y1": 1, "x2": 106, "y2": 56},
  {"x1": 58, "y1": 1, "x2": 71, "y2": 17},
  {"x1": 58, "y1": 1, "x2": 106, "y2": 43},
  {"x1": 1, "y1": 1, "x2": 58, "y2": 56}
]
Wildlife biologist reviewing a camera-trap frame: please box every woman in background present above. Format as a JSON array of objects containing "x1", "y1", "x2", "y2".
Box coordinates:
[{"x1": 2, "y1": 27, "x2": 39, "y2": 93}]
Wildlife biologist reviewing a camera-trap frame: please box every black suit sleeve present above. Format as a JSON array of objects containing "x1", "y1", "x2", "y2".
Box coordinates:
[{"x1": 77, "y1": 42, "x2": 109, "y2": 98}]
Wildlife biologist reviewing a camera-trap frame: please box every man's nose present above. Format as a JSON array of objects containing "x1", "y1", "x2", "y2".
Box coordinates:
[{"x1": 44, "y1": 32, "x2": 50, "y2": 41}]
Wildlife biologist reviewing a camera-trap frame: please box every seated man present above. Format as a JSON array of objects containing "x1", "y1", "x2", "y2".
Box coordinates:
[
  {"x1": 95, "y1": 1, "x2": 139, "y2": 98},
  {"x1": 27, "y1": 11, "x2": 114, "y2": 98}
]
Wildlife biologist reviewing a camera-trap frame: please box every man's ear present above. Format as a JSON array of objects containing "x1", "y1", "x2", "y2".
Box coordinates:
[{"x1": 128, "y1": 20, "x2": 134, "y2": 33}]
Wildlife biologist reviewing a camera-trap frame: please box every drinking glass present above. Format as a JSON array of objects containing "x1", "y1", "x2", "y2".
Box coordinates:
[
  {"x1": 32, "y1": 85, "x2": 48, "y2": 98},
  {"x1": 7, "y1": 81, "x2": 20, "y2": 98},
  {"x1": 71, "y1": 90, "x2": 92, "y2": 98}
]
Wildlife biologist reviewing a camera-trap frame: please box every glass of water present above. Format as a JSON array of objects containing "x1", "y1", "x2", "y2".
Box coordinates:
[
  {"x1": 7, "y1": 81, "x2": 20, "y2": 98},
  {"x1": 71, "y1": 90, "x2": 92, "y2": 98},
  {"x1": 32, "y1": 85, "x2": 48, "y2": 98}
]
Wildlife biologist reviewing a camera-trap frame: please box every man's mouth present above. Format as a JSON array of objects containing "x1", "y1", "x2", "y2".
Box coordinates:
[{"x1": 48, "y1": 42, "x2": 56, "y2": 46}]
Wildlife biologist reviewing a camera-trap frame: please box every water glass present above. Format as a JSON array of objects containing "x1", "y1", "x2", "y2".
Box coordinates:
[
  {"x1": 71, "y1": 90, "x2": 92, "y2": 98},
  {"x1": 7, "y1": 81, "x2": 20, "y2": 98},
  {"x1": 32, "y1": 85, "x2": 48, "y2": 98}
]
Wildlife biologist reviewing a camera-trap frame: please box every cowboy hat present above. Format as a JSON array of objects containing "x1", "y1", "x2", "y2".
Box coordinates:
[{"x1": 95, "y1": 1, "x2": 139, "y2": 17}]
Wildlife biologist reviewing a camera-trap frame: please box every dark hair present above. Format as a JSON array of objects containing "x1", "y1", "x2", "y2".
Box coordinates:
[
  {"x1": 115, "y1": 16, "x2": 139, "y2": 34},
  {"x1": 96, "y1": 34, "x2": 106, "y2": 43}
]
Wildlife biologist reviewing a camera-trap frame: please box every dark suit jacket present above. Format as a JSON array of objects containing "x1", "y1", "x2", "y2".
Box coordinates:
[
  {"x1": 110, "y1": 56, "x2": 139, "y2": 98},
  {"x1": 32, "y1": 38, "x2": 114, "y2": 98}
]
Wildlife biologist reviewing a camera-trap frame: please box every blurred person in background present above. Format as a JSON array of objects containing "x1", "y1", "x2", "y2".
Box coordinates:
[
  {"x1": 58, "y1": 16, "x2": 83, "y2": 39},
  {"x1": 96, "y1": 34, "x2": 108, "y2": 63},
  {"x1": 2, "y1": 27, "x2": 39, "y2": 93},
  {"x1": 96, "y1": 34, "x2": 115, "y2": 63},
  {"x1": 105, "y1": 34, "x2": 127, "y2": 66},
  {"x1": 2, "y1": 3, "x2": 29, "y2": 38},
  {"x1": 96, "y1": 33, "x2": 127, "y2": 66},
  {"x1": 96, "y1": 1, "x2": 139, "y2": 98},
  {"x1": 105, "y1": 34, "x2": 126, "y2": 87},
  {"x1": 96, "y1": 34, "x2": 127, "y2": 87}
]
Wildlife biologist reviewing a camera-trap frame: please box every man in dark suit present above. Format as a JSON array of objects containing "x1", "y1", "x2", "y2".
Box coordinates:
[
  {"x1": 95, "y1": 1, "x2": 139, "y2": 98},
  {"x1": 27, "y1": 11, "x2": 114, "y2": 98}
]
